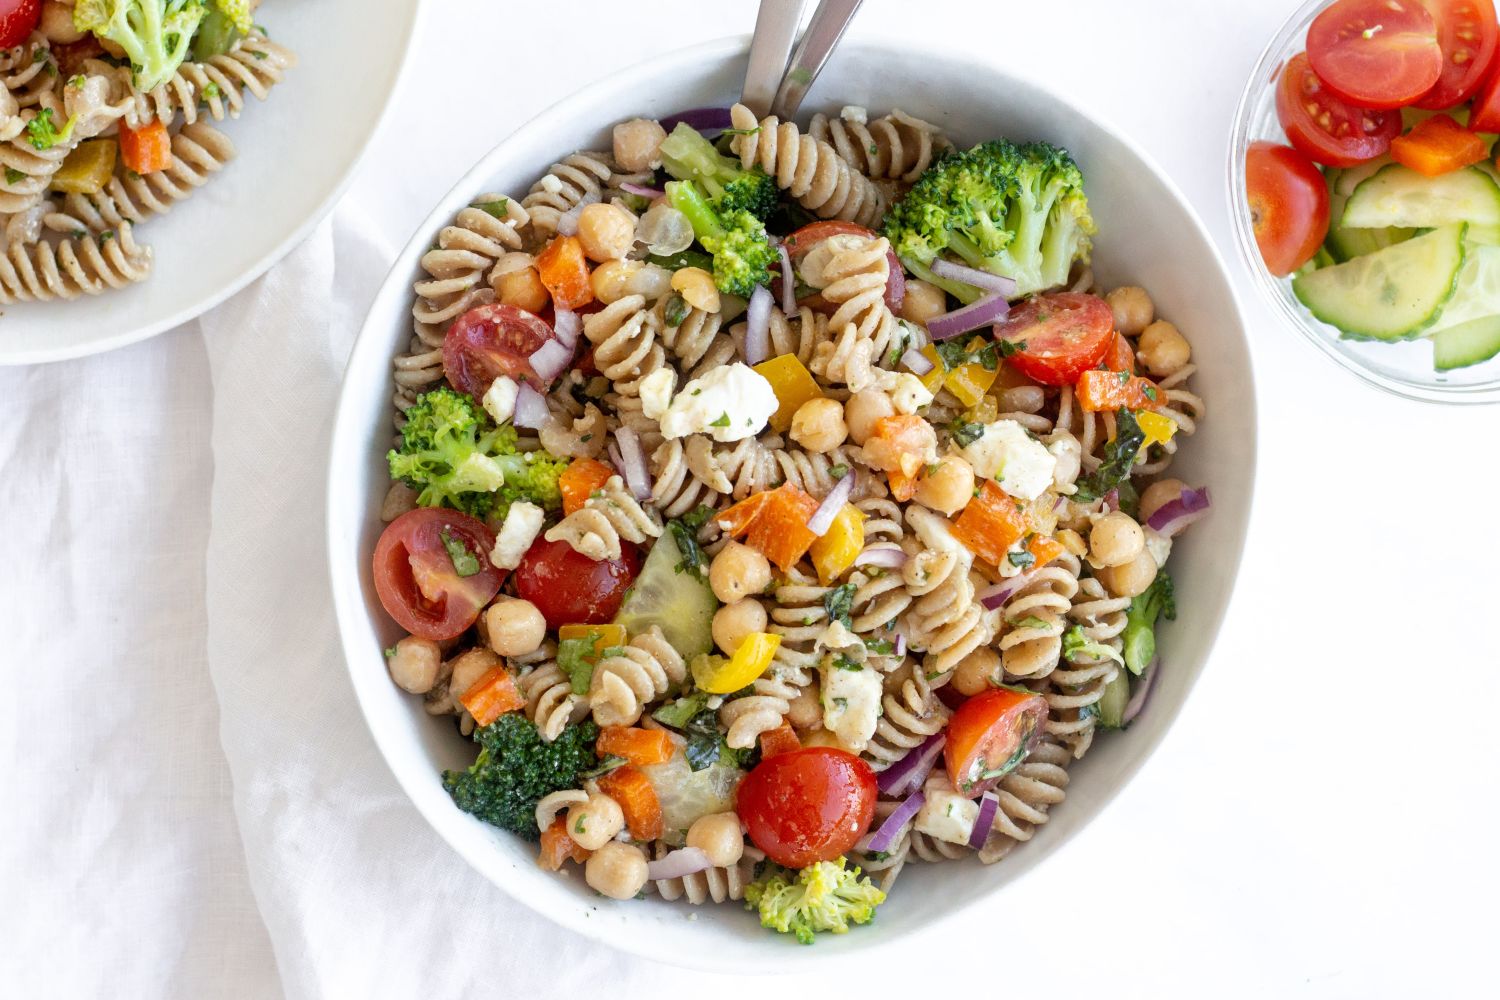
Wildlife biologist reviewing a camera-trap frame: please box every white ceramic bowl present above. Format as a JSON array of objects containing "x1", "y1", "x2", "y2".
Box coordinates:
[{"x1": 328, "y1": 36, "x2": 1258, "y2": 969}]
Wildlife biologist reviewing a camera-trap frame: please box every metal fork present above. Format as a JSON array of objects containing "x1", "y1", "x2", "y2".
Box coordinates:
[{"x1": 741, "y1": 0, "x2": 865, "y2": 121}]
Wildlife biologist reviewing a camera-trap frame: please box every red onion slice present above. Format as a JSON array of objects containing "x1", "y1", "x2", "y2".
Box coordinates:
[
  {"x1": 877, "y1": 732, "x2": 946, "y2": 797},
  {"x1": 513, "y1": 383, "x2": 548, "y2": 429},
  {"x1": 900, "y1": 347, "x2": 934, "y2": 375},
  {"x1": 528, "y1": 338, "x2": 574, "y2": 385},
  {"x1": 615, "y1": 426, "x2": 652, "y2": 501},
  {"x1": 968, "y1": 791, "x2": 999, "y2": 849},
  {"x1": 645, "y1": 846, "x2": 712, "y2": 880},
  {"x1": 854, "y1": 545, "x2": 907, "y2": 569},
  {"x1": 553, "y1": 307, "x2": 580, "y2": 349},
  {"x1": 978, "y1": 571, "x2": 1032, "y2": 610},
  {"x1": 930, "y1": 258, "x2": 1019, "y2": 298},
  {"x1": 744, "y1": 285, "x2": 772, "y2": 365},
  {"x1": 806, "y1": 470, "x2": 854, "y2": 536},
  {"x1": 607, "y1": 443, "x2": 625, "y2": 475},
  {"x1": 777, "y1": 242, "x2": 796, "y2": 315},
  {"x1": 1145, "y1": 486, "x2": 1211, "y2": 539},
  {"x1": 864, "y1": 790, "x2": 925, "y2": 854},
  {"x1": 1102, "y1": 488, "x2": 1120, "y2": 513},
  {"x1": 660, "y1": 107, "x2": 733, "y2": 135},
  {"x1": 1121, "y1": 660, "x2": 1159, "y2": 725},
  {"x1": 620, "y1": 181, "x2": 665, "y2": 199},
  {"x1": 926, "y1": 293, "x2": 1010, "y2": 341},
  {"x1": 894, "y1": 632, "x2": 906, "y2": 657}
]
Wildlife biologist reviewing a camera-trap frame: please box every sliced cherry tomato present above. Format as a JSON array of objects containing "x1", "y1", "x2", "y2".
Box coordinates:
[
  {"x1": 0, "y1": 0, "x2": 40, "y2": 50},
  {"x1": 944, "y1": 687, "x2": 1049, "y2": 797},
  {"x1": 442, "y1": 303, "x2": 556, "y2": 399},
  {"x1": 1308, "y1": 0, "x2": 1443, "y2": 109},
  {"x1": 513, "y1": 536, "x2": 643, "y2": 629},
  {"x1": 1246, "y1": 141, "x2": 1332, "y2": 277},
  {"x1": 1276, "y1": 52, "x2": 1402, "y2": 167},
  {"x1": 737, "y1": 747, "x2": 877, "y2": 867},
  {"x1": 372, "y1": 508, "x2": 504, "y2": 641},
  {"x1": 1415, "y1": 0, "x2": 1500, "y2": 108},
  {"x1": 993, "y1": 292, "x2": 1114, "y2": 386},
  {"x1": 1471, "y1": 56, "x2": 1500, "y2": 131},
  {"x1": 776, "y1": 221, "x2": 905, "y2": 312}
]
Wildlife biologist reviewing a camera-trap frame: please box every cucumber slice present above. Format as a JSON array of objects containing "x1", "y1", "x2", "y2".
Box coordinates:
[
  {"x1": 1425, "y1": 244, "x2": 1500, "y2": 335},
  {"x1": 1333, "y1": 156, "x2": 1391, "y2": 198},
  {"x1": 1433, "y1": 315, "x2": 1500, "y2": 370},
  {"x1": 1293, "y1": 223, "x2": 1467, "y2": 340},
  {"x1": 1323, "y1": 160, "x2": 1414, "y2": 262},
  {"x1": 612, "y1": 531, "x2": 716, "y2": 659},
  {"x1": 1342, "y1": 164, "x2": 1500, "y2": 229},
  {"x1": 1096, "y1": 670, "x2": 1130, "y2": 730}
]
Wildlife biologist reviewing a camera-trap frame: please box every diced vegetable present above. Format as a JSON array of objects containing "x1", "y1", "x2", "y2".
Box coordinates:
[
  {"x1": 538, "y1": 816, "x2": 591, "y2": 870},
  {"x1": 1025, "y1": 533, "x2": 1065, "y2": 569},
  {"x1": 52, "y1": 139, "x2": 118, "y2": 195},
  {"x1": 596, "y1": 764, "x2": 665, "y2": 841},
  {"x1": 1420, "y1": 243, "x2": 1500, "y2": 336},
  {"x1": 1390, "y1": 114, "x2": 1489, "y2": 177},
  {"x1": 118, "y1": 120, "x2": 172, "y2": 174},
  {"x1": 613, "y1": 531, "x2": 717, "y2": 658},
  {"x1": 1292, "y1": 223, "x2": 1467, "y2": 341},
  {"x1": 942, "y1": 340, "x2": 1000, "y2": 407},
  {"x1": 1076, "y1": 369, "x2": 1164, "y2": 413},
  {"x1": 1432, "y1": 314, "x2": 1500, "y2": 369},
  {"x1": 1096, "y1": 670, "x2": 1130, "y2": 729},
  {"x1": 1103, "y1": 332, "x2": 1135, "y2": 374},
  {"x1": 717, "y1": 483, "x2": 819, "y2": 573},
  {"x1": 692, "y1": 631, "x2": 780, "y2": 693},
  {"x1": 951, "y1": 480, "x2": 1029, "y2": 565},
  {"x1": 915, "y1": 344, "x2": 946, "y2": 394},
  {"x1": 887, "y1": 467, "x2": 919, "y2": 502},
  {"x1": 597, "y1": 726, "x2": 677, "y2": 766},
  {"x1": 865, "y1": 414, "x2": 934, "y2": 479},
  {"x1": 760, "y1": 724, "x2": 801, "y2": 758},
  {"x1": 559, "y1": 457, "x2": 615, "y2": 515},
  {"x1": 753, "y1": 354, "x2": 823, "y2": 434},
  {"x1": 809, "y1": 503, "x2": 865, "y2": 584},
  {"x1": 458, "y1": 666, "x2": 525, "y2": 727},
  {"x1": 536, "y1": 235, "x2": 593, "y2": 310},
  {"x1": 1136, "y1": 410, "x2": 1177, "y2": 450},
  {"x1": 559, "y1": 622, "x2": 629, "y2": 656},
  {"x1": 1341, "y1": 164, "x2": 1500, "y2": 228}
]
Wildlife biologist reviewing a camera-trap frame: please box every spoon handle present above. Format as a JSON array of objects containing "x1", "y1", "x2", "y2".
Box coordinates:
[
  {"x1": 770, "y1": 0, "x2": 864, "y2": 120},
  {"x1": 742, "y1": 0, "x2": 810, "y2": 119}
]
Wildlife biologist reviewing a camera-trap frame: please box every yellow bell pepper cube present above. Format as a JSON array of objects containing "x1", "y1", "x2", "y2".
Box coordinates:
[
  {"x1": 809, "y1": 503, "x2": 866, "y2": 584},
  {"x1": 753, "y1": 354, "x2": 822, "y2": 434},
  {"x1": 52, "y1": 139, "x2": 118, "y2": 196},
  {"x1": 914, "y1": 344, "x2": 945, "y2": 394},
  {"x1": 1136, "y1": 410, "x2": 1178, "y2": 452},
  {"x1": 943, "y1": 338, "x2": 999, "y2": 407},
  {"x1": 965, "y1": 395, "x2": 999, "y2": 425},
  {"x1": 692, "y1": 632, "x2": 781, "y2": 693},
  {"x1": 559, "y1": 622, "x2": 628, "y2": 656}
]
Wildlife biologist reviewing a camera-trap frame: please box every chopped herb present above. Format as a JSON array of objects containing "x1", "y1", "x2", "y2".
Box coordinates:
[
  {"x1": 864, "y1": 850, "x2": 891, "y2": 861},
  {"x1": 473, "y1": 197, "x2": 509, "y2": 219},
  {"x1": 831, "y1": 697, "x2": 849, "y2": 710},
  {"x1": 439, "y1": 530, "x2": 481, "y2": 576},
  {"x1": 1117, "y1": 370, "x2": 1131, "y2": 384},
  {"x1": 829, "y1": 464, "x2": 849, "y2": 480},
  {"x1": 652, "y1": 691, "x2": 711, "y2": 729},
  {"x1": 949, "y1": 419, "x2": 985, "y2": 448},
  {"x1": 202, "y1": 82, "x2": 222, "y2": 100},
  {"x1": 4, "y1": 167, "x2": 24, "y2": 185},
  {"x1": 710, "y1": 412, "x2": 731, "y2": 428},
  {"x1": 579, "y1": 755, "x2": 628, "y2": 779},
  {"x1": 558, "y1": 636, "x2": 602, "y2": 695},
  {"x1": 663, "y1": 293, "x2": 690, "y2": 327},
  {"x1": 1143, "y1": 385, "x2": 1158, "y2": 402},
  {"x1": 71, "y1": 229, "x2": 86, "y2": 240},
  {"x1": 833, "y1": 654, "x2": 863, "y2": 672},
  {"x1": 1071, "y1": 409, "x2": 1147, "y2": 503},
  {"x1": 823, "y1": 582, "x2": 856, "y2": 628},
  {"x1": 100, "y1": 230, "x2": 115, "y2": 242},
  {"x1": 720, "y1": 126, "x2": 761, "y2": 136},
  {"x1": 863, "y1": 638, "x2": 894, "y2": 655},
  {"x1": 647, "y1": 249, "x2": 715, "y2": 272},
  {"x1": 1007, "y1": 549, "x2": 1036, "y2": 570},
  {"x1": 668, "y1": 516, "x2": 708, "y2": 578},
  {"x1": 1061, "y1": 624, "x2": 1124, "y2": 666},
  {"x1": 252, "y1": 50, "x2": 268, "y2": 59},
  {"x1": 889, "y1": 328, "x2": 913, "y2": 367},
  {"x1": 995, "y1": 338, "x2": 1025, "y2": 358},
  {"x1": 383, "y1": 645, "x2": 398, "y2": 659},
  {"x1": 683, "y1": 708, "x2": 727, "y2": 771},
  {"x1": 574, "y1": 816, "x2": 587, "y2": 834},
  {"x1": 1006, "y1": 615, "x2": 1052, "y2": 630},
  {"x1": 691, "y1": 388, "x2": 702, "y2": 396},
  {"x1": 934, "y1": 339, "x2": 999, "y2": 372}
]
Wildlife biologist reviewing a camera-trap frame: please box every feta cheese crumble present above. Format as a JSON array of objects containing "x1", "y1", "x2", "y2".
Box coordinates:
[
  {"x1": 961, "y1": 419, "x2": 1057, "y2": 500},
  {"x1": 819, "y1": 658, "x2": 883, "y2": 753},
  {"x1": 481, "y1": 376, "x2": 518, "y2": 426},
  {"x1": 658, "y1": 363, "x2": 778, "y2": 442},
  {"x1": 490, "y1": 501, "x2": 544, "y2": 570}
]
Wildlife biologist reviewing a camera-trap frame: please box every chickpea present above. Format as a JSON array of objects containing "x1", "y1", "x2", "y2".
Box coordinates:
[
  {"x1": 577, "y1": 203, "x2": 636, "y2": 263},
  {"x1": 1139, "y1": 478, "x2": 1189, "y2": 523},
  {"x1": 612, "y1": 118, "x2": 667, "y2": 173},
  {"x1": 708, "y1": 541, "x2": 771, "y2": 604},
  {"x1": 786, "y1": 687, "x2": 823, "y2": 730},
  {"x1": 900, "y1": 279, "x2": 948, "y2": 326},
  {"x1": 1137, "y1": 320, "x2": 1191, "y2": 376},
  {"x1": 1097, "y1": 550, "x2": 1158, "y2": 598},
  {"x1": 387, "y1": 636, "x2": 443, "y2": 694},
  {"x1": 687, "y1": 812, "x2": 745, "y2": 867},
  {"x1": 496, "y1": 266, "x2": 549, "y2": 313},
  {"x1": 952, "y1": 647, "x2": 1001, "y2": 697},
  {"x1": 671, "y1": 266, "x2": 719, "y2": 313},
  {"x1": 913, "y1": 455, "x2": 975, "y2": 515},
  {"x1": 1106, "y1": 286, "x2": 1155, "y2": 336},
  {"x1": 40, "y1": 1, "x2": 85, "y2": 43},
  {"x1": 484, "y1": 597, "x2": 547, "y2": 657},
  {"x1": 446, "y1": 649, "x2": 501, "y2": 708},
  {"x1": 380, "y1": 481, "x2": 418, "y2": 522},
  {"x1": 713, "y1": 598, "x2": 768, "y2": 656},
  {"x1": 590, "y1": 259, "x2": 640, "y2": 304},
  {"x1": 844, "y1": 389, "x2": 895, "y2": 445},
  {"x1": 566, "y1": 792, "x2": 626, "y2": 851},
  {"x1": 1089, "y1": 511, "x2": 1146, "y2": 568},
  {"x1": 584, "y1": 841, "x2": 649, "y2": 900},
  {"x1": 789, "y1": 397, "x2": 848, "y2": 453}
]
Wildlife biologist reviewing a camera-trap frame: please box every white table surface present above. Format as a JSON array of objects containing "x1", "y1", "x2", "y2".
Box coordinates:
[{"x1": 3, "y1": 1, "x2": 1497, "y2": 996}]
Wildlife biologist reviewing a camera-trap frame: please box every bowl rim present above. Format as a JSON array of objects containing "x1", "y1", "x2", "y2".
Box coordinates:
[
  {"x1": 328, "y1": 31, "x2": 1260, "y2": 968},
  {"x1": 1226, "y1": 0, "x2": 1500, "y2": 406}
]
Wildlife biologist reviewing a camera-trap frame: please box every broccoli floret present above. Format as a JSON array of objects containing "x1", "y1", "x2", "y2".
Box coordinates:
[
  {"x1": 1121, "y1": 571, "x2": 1175, "y2": 675},
  {"x1": 74, "y1": 0, "x2": 207, "y2": 92},
  {"x1": 883, "y1": 138, "x2": 1096, "y2": 302},
  {"x1": 24, "y1": 108, "x2": 74, "y2": 151},
  {"x1": 190, "y1": 0, "x2": 250, "y2": 58},
  {"x1": 744, "y1": 857, "x2": 886, "y2": 944},
  {"x1": 658, "y1": 123, "x2": 778, "y2": 220},
  {"x1": 387, "y1": 387, "x2": 568, "y2": 520},
  {"x1": 665, "y1": 179, "x2": 778, "y2": 298},
  {"x1": 443, "y1": 714, "x2": 600, "y2": 841}
]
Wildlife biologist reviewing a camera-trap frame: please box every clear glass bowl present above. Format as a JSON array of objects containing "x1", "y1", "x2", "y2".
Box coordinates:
[{"x1": 1228, "y1": 0, "x2": 1500, "y2": 405}]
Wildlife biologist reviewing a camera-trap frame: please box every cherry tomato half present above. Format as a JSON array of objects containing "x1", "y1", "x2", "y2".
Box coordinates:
[
  {"x1": 0, "y1": 0, "x2": 40, "y2": 51},
  {"x1": 1246, "y1": 141, "x2": 1332, "y2": 277},
  {"x1": 776, "y1": 221, "x2": 905, "y2": 313},
  {"x1": 737, "y1": 747, "x2": 877, "y2": 867},
  {"x1": 944, "y1": 687, "x2": 1049, "y2": 797},
  {"x1": 1275, "y1": 52, "x2": 1402, "y2": 167},
  {"x1": 442, "y1": 303, "x2": 556, "y2": 400},
  {"x1": 1308, "y1": 0, "x2": 1443, "y2": 109},
  {"x1": 1414, "y1": 0, "x2": 1499, "y2": 109},
  {"x1": 993, "y1": 291, "x2": 1115, "y2": 386},
  {"x1": 373, "y1": 508, "x2": 504, "y2": 641},
  {"x1": 513, "y1": 536, "x2": 643, "y2": 630}
]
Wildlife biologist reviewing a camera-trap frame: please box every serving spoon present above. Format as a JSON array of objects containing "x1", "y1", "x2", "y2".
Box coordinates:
[{"x1": 742, "y1": 0, "x2": 865, "y2": 120}]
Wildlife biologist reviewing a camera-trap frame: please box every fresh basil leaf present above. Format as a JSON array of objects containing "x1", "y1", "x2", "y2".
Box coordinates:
[
  {"x1": 1072, "y1": 408, "x2": 1146, "y2": 503},
  {"x1": 472, "y1": 197, "x2": 509, "y2": 219},
  {"x1": 1061, "y1": 624, "x2": 1124, "y2": 666},
  {"x1": 440, "y1": 529, "x2": 481, "y2": 577},
  {"x1": 1008, "y1": 549, "x2": 1036, "y2": 570},
  {"x1": 949, "y1": 419, "x2": 985, "y2": 448},
  {"x1": 823, "y1": 582, "x2": 856, "y2": 628},
  {"x1": 579, "y1": 755, "x2": 628, "y2": 779},
  {"x1": 664, "y1": 293, "x2": 691, "y2": 327},
  {"x1": 1006, "y1": 615, "x2": 1052, "y2": 630},
  {"x1": 683, "y1": 708, "x2": 724, "y2": 771},
  {"x1": 651, "y1": 691, "x2": 711, "y2": 729},
  {"x1": 557, "y1": 636, "x2": 599, "y2": 695}
]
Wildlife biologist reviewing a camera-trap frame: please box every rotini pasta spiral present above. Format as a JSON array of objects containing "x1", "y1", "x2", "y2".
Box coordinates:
[
  {"x1": 521, "y1": 151, "x2": 612, "y2": 237},
  {"x1": 863, "y1": 662, "x2": 950, "y2": 770},
  {"x1": 582, "y1": 294, "x2": 665, "y2": 394},
  {"x1": 660, "y1": 303, "x2": 725, "y2": 370},
  {"x1": 733, "y1": 303, "x2": 830, "y2": 370},
  {"x1": 0, "y1": 222, "x2": 151, "y2": 302},
  {"x1": 720, "y1": 572, "x2": 828, "y2": 748},
  {"x1": 544, "y1": 474, "x2": 662, "y2": 561},
  {"x1": 108, "y1": 32, "x2": 296, "y2": 129},
  {"x1": 411, "y1": 194, "x2": 530, "y2": 344},
  {"x1": 1135, "y1": 364, "x2": 1206, "y2": 477},
  {"x1": 589, "y1": 626, "x2": 685, "y2": 727},
  {"x1": 900, "y1": 509, "x2": 992, "y2": 683},
  {"x1": 728, "y1": 103, "x2": 885, "y2": 227},
  {"x1": 648, "y1": 842, "x2": 766, "y2": 904},
  {"x1": 809, "y1": 107, "x2": 948, "y2": 184},
  {"x1": 846, "y1": 497, "x2": 911, "y2": 637},
  {"x1": 997, "y1": 554, "x2": 1080, "y2": 682},
  {"x1": 805, "y1": 233, "x2": 903, "y2": 381},
  {"x1": 975, "y1": 738, "x2": 1072, "y2": 864},
  {"x1": 649, "y1": 437, "x2": 726, "y2": 519},
  {"x1": 1046, "y1": 574, "x2": 1130, "y2": 759},
  {"x1": 2, "y1": 34, "x2": 57, "y2": 115},
  {"x1": 516, "y1": 649, "x2": 587, "y2": 742}
]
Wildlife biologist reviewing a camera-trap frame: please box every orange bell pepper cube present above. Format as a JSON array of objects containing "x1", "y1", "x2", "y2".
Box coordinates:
[
  {"x1": 559, "y1": 456, "x2": 615, "y2": 515},
  {"x1": 1103, "y1": 333, "x2": 1135, "y2": 375},
  {"x1": 118, "y1": 120, "x2": 172, "y2": 174},
  {"x1": 535, "y1": 235, "x2": 594, "y2": 310},
  {"x1": 538, "y1": 817, "x2": 591, "y2": 870},
  {"x1": 597, "y1": 726, "x2": 677, "y2": 766},
  {"x1": 458, "y1": 666, "x2": 525, "y2": 727},
  {"x1": 1026, "y1": 533, "x2": 1066, "y2": 569},
  {"x1": 716, "y1": 482, "x2": 819, "y2": 573},
  {"x1": 887, "y1": 467, "x2": 919, "y2": 502},
  {"x1": 1391, "y1": 114, "x2": 1488, "y2": 177},
  {"x1": 596, "y1": 764, "x2": 664, "y2": 841},
  {"x1": 760, "y1": 724, "x2": 801, "y2": 758},
  {"x1": 1076, "y1": 369, "x2": 1164, "y2": 413},
  {"x1": 867, "y1": 413, "x2": 934, "y2": 478},
  {"x1": 952, "y1": 480, "x2": 1030, "y2": 566}
]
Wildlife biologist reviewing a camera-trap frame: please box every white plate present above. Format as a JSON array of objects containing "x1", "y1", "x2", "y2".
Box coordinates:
[
  {"x1": 0, "y1": 0, "x2": 421, "y2": 365},
  {"x1": 328, "y1": 36, "x2": 1259, "y2": 969}
]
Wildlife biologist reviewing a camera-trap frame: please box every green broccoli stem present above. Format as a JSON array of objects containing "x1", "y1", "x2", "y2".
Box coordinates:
[{"x1": 666, "y1": 179, "x2": 725, "y2": 243}]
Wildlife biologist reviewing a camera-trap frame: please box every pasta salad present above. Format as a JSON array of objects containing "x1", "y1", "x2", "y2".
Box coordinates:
[
  {"x1": 0, "y1": 0, "x2": 295, "y2": 304},
  {"x1": 371, "y1": 102, "x2": 1211, "y2": 944}
]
